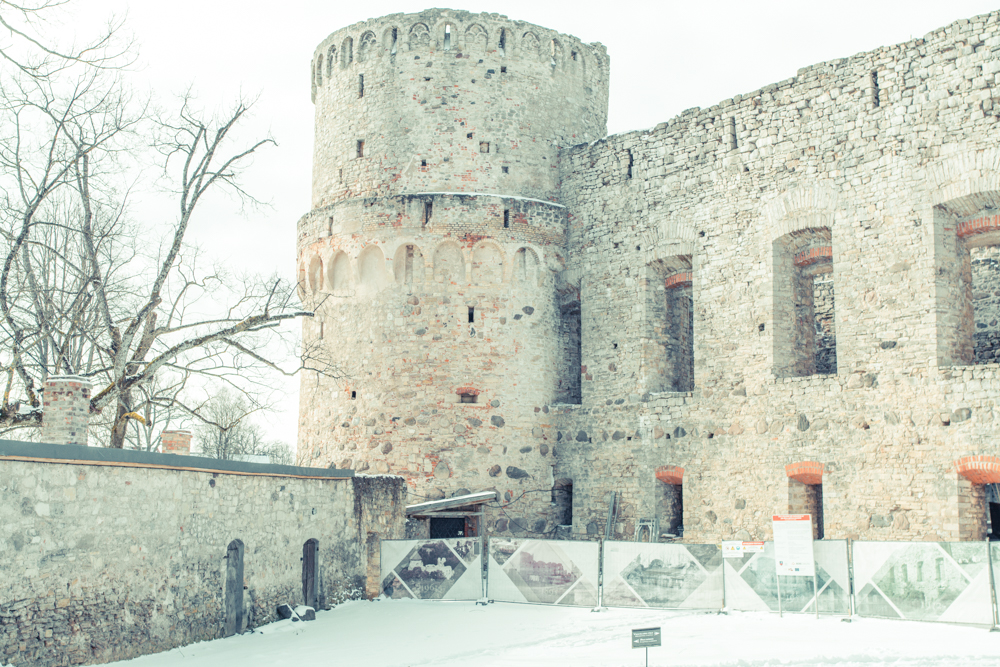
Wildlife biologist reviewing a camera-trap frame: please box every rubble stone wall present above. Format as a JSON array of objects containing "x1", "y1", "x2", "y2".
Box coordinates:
[{"x1": 0, "y1": 449, "x2": 405, "y2": 667}]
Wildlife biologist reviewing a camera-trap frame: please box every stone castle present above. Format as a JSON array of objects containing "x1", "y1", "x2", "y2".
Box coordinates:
[{"x1": 296, "y1": 8, "x2": 1000, "y2": 544}]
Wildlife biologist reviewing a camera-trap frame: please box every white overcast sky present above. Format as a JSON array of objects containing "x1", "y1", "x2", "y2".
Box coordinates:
[{"x1": 52, "y1": 0, "x2": 1000, "y2": 447}]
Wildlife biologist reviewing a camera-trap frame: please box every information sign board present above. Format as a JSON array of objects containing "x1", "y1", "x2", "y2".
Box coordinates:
[
  {"x1": 772, "y1": 514, "x2": 815, "y2": 577},
  {"x1": 631, "y1": 627, "x2": 661, "y2": 648},
  {"x1": 742, "y1": 541, "x2": 765, "y2": 553}
]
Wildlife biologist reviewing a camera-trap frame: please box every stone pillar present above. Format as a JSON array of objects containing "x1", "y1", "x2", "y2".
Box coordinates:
[
  {"x1": 41, "y1": 375, "x2": 92, "y2": 446},
  {"x1": 161, "y1": 430, "x2": 192, "y2": 455}
]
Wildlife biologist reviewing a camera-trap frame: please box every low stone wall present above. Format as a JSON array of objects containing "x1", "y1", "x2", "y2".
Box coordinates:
[{"x1": 0, "y1": 441, "x2": 406, "y2": 667}]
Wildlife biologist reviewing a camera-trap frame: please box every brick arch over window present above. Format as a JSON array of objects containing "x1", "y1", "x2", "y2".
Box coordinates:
[
  {"x1": 785, "y1": 461, "x2": 824, "y2": 485},
  {"x1": 955, "y1": 455, "x2": 1000, "y2": 484},
  {"x1": 655, "y1": 465, "x2": 684, "y2": 485}
]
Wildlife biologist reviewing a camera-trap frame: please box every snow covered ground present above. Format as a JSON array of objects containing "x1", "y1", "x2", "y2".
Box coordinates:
[{"x1": 109, "y1": 599, "x2": 1000, "y2": 667}]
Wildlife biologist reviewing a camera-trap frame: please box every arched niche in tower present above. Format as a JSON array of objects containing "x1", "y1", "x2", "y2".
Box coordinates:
[
  {"x1": 358, "y1": 245, "x2": 388, "y2": 292},
  {"x1": 308, "y1": 256, "x2": 324, "y2": 294},
  {"x1": 393, "y1": 243, "x2": 424, "y2": 285},
  {"x1": 433, "y1": 242, "x2": 466, "y2": 284},
  {"x1": 465, "y1": 24, "x2": 488, "y2": 56},
  {"x1": 326, "y1": 45, "x2": 337, "y2": 76},
  {"x1": 330, "y1": 250, "x2": 351, "y2": 292},
  {"x1": 521, "y1": 31, "x2": 540, "y2": 58},
  {"x1": 297, "y1": 261, "x2": 308, "y2": 300},
  {"x1": 513, "y1": 247, "x2": 540, "y2": 286},
  {"x1": 408, "y1": 23, "x2": 430, "y2": 51},
  {"x1": 358, "y1": 31, "x2": 377, "y2": 63},
  {"x1": 471, "y1": 242, "x2": 504, "y2": 285},
  {"x1": 340, "y1": 37, "x2": 353, "y2": 68}
]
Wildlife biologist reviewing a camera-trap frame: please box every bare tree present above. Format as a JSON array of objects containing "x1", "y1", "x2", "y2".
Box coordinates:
[
  {"x1": 194, "y1": 388, "x2": 293, "y2": 464},
  {"x1": 0, "y1": 0, "x2": 132, "y2": 79},
  {"x1": 0, "y1": 80, "x2": 341, "y2": 446}
]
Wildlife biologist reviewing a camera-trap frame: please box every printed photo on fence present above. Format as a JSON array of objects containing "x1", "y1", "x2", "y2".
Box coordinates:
[
  {"x1": 852, "y1": 541, "x2": 993, "y2": 625},
  {"x1": 602, "y1": 542, "x2": 723, "y2": 609},
  {"x1": 380, "y1": 538, "x2": 483, "y2": 601},
  {"x1": 487, "y1": 538, "x2": 599, "y2": 607}
]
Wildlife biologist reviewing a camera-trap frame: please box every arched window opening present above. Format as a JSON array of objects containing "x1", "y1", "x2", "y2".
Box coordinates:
[
  {"x1": 786, "y1": 462, "x2": 824, "y2": 540},
  {"x1": 409, "y1": 23, "x2": 430, "y2": 51},
  {"x1": 444, "y1": 24, "x2": 452, "y2": 51},
  {"x1": 223, "y1": 539, "x2": 245, "y2": 637},
  {"x1": 654, "y1": 467, "x2": 683, "y2": 540},
  {"x1": 645, "y1": 257, "x2": 693, "y2": 393},
  {"x1": 773, "y1": 228, "x2": 836, "y2": 378},
  {"x1": 556, "y1": 274, "x2": 581, "y2": 404},
  {"x1": 498, "y1": 28, "x2": 506, "y2": 56},
  {"x1": 390, "y1": 27, "x2": 398, "y2": 58},
  {"x1": 302, "y1": 538, "x2": 319, "y2": 609}
]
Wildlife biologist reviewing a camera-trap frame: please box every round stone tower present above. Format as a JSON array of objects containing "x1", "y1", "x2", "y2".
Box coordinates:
[{"x1": 296, "y1": 8, "x2": 608, "y2": 534}]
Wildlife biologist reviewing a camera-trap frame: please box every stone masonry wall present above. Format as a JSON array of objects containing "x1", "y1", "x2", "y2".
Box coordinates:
[
  {"x1": 554, "y1": 10, "x2": 1000, "y2": 545},
  {"x1": 299, "y1": 8, "x2": 1000, "y2": 546},
  {"x1": 0, "y1": 452, "x2": 405, "y2": 667}
]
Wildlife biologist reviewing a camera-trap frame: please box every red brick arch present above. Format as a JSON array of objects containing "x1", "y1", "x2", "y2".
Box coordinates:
[
  {"x1": 955, "y1": 455, "x2": 1000, "y2": 484},
  {"x1": 655, "y1": 465, "x2": 684, "y2": 485},
  {"x1": 785, "y1": 461, "x2": 824, "y2": 485}
]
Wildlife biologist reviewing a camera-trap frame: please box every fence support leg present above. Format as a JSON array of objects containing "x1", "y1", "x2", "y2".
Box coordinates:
[
  {"x1": 776, "y1": 572, "x2": 783, "y2": 618},
  {"x1": 987, "y1": 539, "x2": 999, "y2": 631},
  {"x1": 813, "y1": 571, "x2": 819, "y2": 620}
]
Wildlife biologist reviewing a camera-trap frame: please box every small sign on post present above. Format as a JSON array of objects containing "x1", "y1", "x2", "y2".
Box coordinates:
[{"x1": 632, "y1": 626, "x2": 661, "y2": 666}]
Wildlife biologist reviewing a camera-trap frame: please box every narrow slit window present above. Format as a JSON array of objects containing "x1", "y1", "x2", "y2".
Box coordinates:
[
  {"x1": 626, "y1": 149, "x2": 633, "y2": 179},
  {"x1": 358, "y1": 74, "x2": 364, "y2": 98},
  {"x1": 338, "y1": 167, "x2": 343, "y2": 182},
  {"x1": 424, "y1": 201, "x2": 432, "y2": 225},
  {"x1": 459, "y1": 392, "x2": 477, "y2": 404},
  {"x1": 468, "y1": 307, "x2": 475, "y2": 323},
  {"x1": 503, "y1": 209, "x2": 509, "y2": 228},
  {"x1": 319, "y1": 322, "x2": 324, "y2": 339},
  {"x1": 871, "y1": 70, "x2": 880, "y2": 108},
  {"x1": 421, "y1": 159, "x2": 427, "y2": 167},
  {"x1": 498, "y1": 29, "x2": 506, "y2": 54},
  {"x1": 356, "y1": 140, "x2": 365, "y2": 158},
  {"x1": 444, "y1": 24, "x2": 452, "y2": 51},
  {"x1": 729, "y1": 117, "x2": 738, "y2": 150},
  {"x1": 390, "y1": 28, "x2": 398, "y2": 57},
  {"x1": 350, "y1": 390, "x2": 357, "y2": 400}
]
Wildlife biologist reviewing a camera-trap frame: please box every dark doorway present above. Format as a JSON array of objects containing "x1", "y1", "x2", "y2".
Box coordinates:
[
  {"x1": 430, "y1": 517, "x2": 465, "y2": 538},
  {"x1": 302, "y1": 538, "x2": 319, "y2": 608},
  {"x1": 224, "y1": 539, "x2": 245, "y2": 637}
]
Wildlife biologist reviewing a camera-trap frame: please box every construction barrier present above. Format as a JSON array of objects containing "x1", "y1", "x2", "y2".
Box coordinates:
[
  {"x1": 852, "y1": 541, "x2": 993, "y2": 625},
  {"x1": 486, "y1": 537, "x2": 600, "y2": 607},
  {"x1": 723, "y1": 540, "x2": 850, "y2": 615},
  {"x1": 602, "y1": 541, "x2": 724, "y2": 610},
  {"x1": 380, "y1": 537, "x2": 484, "y2": 600}
]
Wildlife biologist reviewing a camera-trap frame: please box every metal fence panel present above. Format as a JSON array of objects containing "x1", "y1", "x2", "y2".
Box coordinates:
[
  {"x1": 380, "y1": 538, "x2": 483, "y2": 600},
  {"x1": 601, "y1": 541, "x2": 723, "y2": 610},
  {"x1": 487, "y1": 537, "x2": 599, "y2": 607},
  {"x1": 852, "y1": 541, "x2": 992, "y2": 625},
  {"x1": 723, "y1": 540, "x2": 850, "y2": 615}
]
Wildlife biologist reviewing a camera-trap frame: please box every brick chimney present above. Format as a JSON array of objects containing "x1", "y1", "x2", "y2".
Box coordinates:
[
  {"x1": 161, "y1": 430, "x2": 193, "y2": 455},
  {"x1": 41, "y1": 375, "x2": 92, "y2": 446}
]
